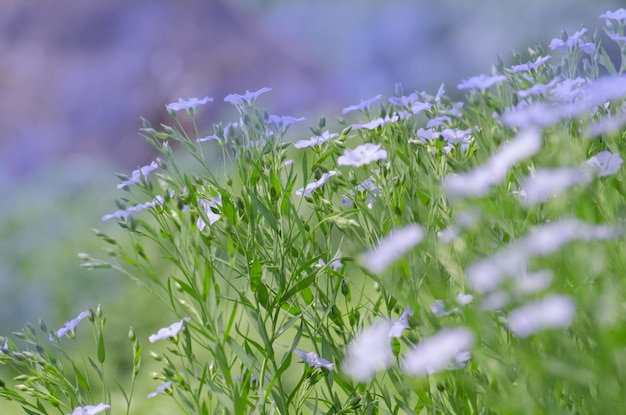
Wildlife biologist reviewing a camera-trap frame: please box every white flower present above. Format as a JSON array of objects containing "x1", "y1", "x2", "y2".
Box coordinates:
[
  {"x1": 401, "y1": 327, "x2": 474, "y2": 376},
  {"x1": 68, "y1": 403, "x2": 110, "y2": 415},
  {"x1": 342, "y1": 320, "x2": 393, "y2": 382},
  {"x1": 149, "y1": 318, "x2": 191, "y2": 343},
  {"x1": 360, "y1": 224, "x2": 424, "y2": 274},
  {"x1": 50, "y1": 311, "x2": 90, "y2": 342},
  {"x1": 147, "y1": 381, "x2": 173, "y2": 399},
  {"x1": 197, "y1": 196, "x2": 222, "y2": 230},
  {"x1": 293, "y1": 349, "x2": 334, "y2": 370},
  {"x1": 388, "y1": 307, "x2": 413, "y2": 338},
  {"x1": 338, "y1": 143, "x2": 387, "y2": 167},
  {"x1": 293, "y1": 131, "x2": 339, "y2": 149},
  {"x1": 507, "y1": 295, "x2": 576, "y2": 338},
  {"x1": 117, "y1": 161, "x2": 159, "y2": 189},
  {"x1": 295, "y1": 171, "x2": 338, "y2": 197},
  {"x1": 165, "y1": 96, "x2": 212, "y2": 113}
]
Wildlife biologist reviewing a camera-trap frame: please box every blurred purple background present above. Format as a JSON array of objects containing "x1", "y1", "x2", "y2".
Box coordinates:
[{"x1": 1, "y1": 0, "x2": 620, "y2": 178}]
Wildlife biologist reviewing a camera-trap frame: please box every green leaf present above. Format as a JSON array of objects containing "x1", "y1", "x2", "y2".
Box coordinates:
[
  {"x1": 250, "y1": 259, "x2": 263, "y2": 292},
  {"x1": 97, "y1": 331, "x2": 105, "y2": 363}
]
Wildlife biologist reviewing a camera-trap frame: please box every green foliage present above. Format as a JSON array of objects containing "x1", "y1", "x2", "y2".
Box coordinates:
[{"x1": 3, "y1": 12, "x2": 626, "y2": 415}]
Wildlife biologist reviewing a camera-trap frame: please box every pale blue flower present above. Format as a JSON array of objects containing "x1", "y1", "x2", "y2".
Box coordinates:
[
  {"x1": 266, "y1": 114, "x2": 306, "y2": 129},
  {"x1": 295, "y1": 171, "x2": 338, "y2": 197},
  {"x1": 507, "y1": 295, "x2": 576, "y2": 338},
  {"x1": 197, "y1": 196, "x2": 222, "y2": 230},
  {"x1": 352, "y1": 114, "x2": 398, "y2": 130},
  {"x1": 510, "y1": 55, "x2": 551, "y2": 73},
  {"x1": 50, "y1": 310, "x2": 89, "y2": 341},
  {"x1": 388, "y1": 307, "x2": 413, "y2": 338},
  {"x1": 294, "y1": 349, "x2": 334, "y2": 370},
  {"x1": 517, "y1": 77, "x2": 560, "y2": 98},
  {"x1": 443, "y1": 129, "x2": 542, "y2": 198},
  {"x1": 585, "y1": 151, "x2": 623, "y2": 177},
  {"x1": 341, "y1": 176, "x2": 380, "y2": 209},
  {"x1": 149, "y1": 317, "x2": 191, "y2": 343},
  {"x1": 293, "y1": 131, "x2": 338, "y2": 149},
  {"x1": 224, "y1": 87, "x2": 271, "y2": 106},
  {"x1": 102, "y1": 195, "x2": 164, "y2": 221},
  {"x1": 360, "y1": 224, "x2": 424, "y2": 274},
  {"x1": 318, "y1": 257, "x2": 343, "y2": 271},
  {"x1": 549, "y1": 28, "x2": 589, "y2": 52},
  {"x1": 338, "y1": 143, "x2": 387, "y2": 167},
  {"x1": 342, "y1": 320, "x2": 393, "y2": 382},
  {"x1": 165, "y1": 97, "x2": 212, "y2": 113},
  {"x1": 196, "y1": 134, "x2": 220, "y2": 143},
  {"x1": 342, "y1": 94, "x2": 382, "y2": 114},
  {"x1": 401, "y1": 327, "x2": 474, "y2": 376},
  {"x1": 117, "y1": 161, "x2": 159, "y2": 189},
  {"x1": 457, "y1": 74, "x2": 507, "y2": 92},
  {"x1": 68, "y1": 403, "x2": 110, "y2": 415},
  {"x1": 600, "y1": 8, "x2": 626, "y2": 22},
  {"x1": 147, "y1": 381, "x2": 173, "y2": 399},
  {"x1": 520, "y1": 167, "x2": 590, "y2": 206},
  {"x1": 431, "y1": 300, "x2": 457, "y2": 317},
  {"x1": 609, "y1": 33, "x2": 626, "y2": 42},
  {"x1": 426, "y1": 115, "x2": 451, "y2": 128}
]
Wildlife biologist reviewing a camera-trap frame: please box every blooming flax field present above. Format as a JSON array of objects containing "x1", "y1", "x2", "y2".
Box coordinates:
[{"x1": 3, "y1": 8, "x2": 626, "y2": 415}]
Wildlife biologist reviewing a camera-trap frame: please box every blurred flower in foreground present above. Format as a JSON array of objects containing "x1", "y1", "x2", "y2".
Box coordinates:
[
  {"x1": 360, "y1": 224, "x2": 424, "y2": 273},
  {"x1": 165, "y1": 96, "x2": 213, "y2": 113},
  {"x1": 342, "y1": 320, "x2": 393, "y2": 382},
  {"x1": 224, "y1": 87, "x2": 271, "y2": 107},
  {"x1": 149, "y1": 317, "x2": 191, "y2": 343},
  {"x1": 69, "y1": 403, "x2": 110, "y2": 415},
  {"x1": 293, "y1": 349, "x2": 334, "y2": 370},
  {"x1": 585, "y1": 151, "x2": 623, "y2": 177},
  {"x1": 457, "y1": 74, "x2": 507, "y2": 92},
  {"x1": 147, "y1": 381, "x2": 173, "y2": 399},
  {"x1": 388, "y1": 307, "x2": 413, "y2": 338},
  {"x1": 296, "y1": 170, "x2": 338, "y2": 197},
  {"x1": 467, "y1": 219, "x2": 623, "y2": 293},
  {"x1": 507, "y1": 295, "x2": 576, "y2": 338},
  {"x1": 443, "y1": 128, "x2": 542, "y2": 199},
  {"x1": 401, "y1": 327, "x2": 474, "y2": 376},
  {"x1": 338, "y1": 143, "x2": 387, "y2": 167},
  {"x1": 343, "y1": 94, "x2": 382, "y2": 114},
  {"x1": 117, "y1": 161, "x2": 159, "y2": 190},
  {"x1": 50, "y1": 310, "x2": 89, "y2": 341}
]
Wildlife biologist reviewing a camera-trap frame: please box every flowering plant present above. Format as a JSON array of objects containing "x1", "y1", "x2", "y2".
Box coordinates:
[{"x1": 3, "y1": 9, "x2": 626, "y2": 415}]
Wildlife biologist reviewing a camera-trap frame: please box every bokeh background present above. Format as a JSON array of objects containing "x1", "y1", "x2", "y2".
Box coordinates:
[{"x1": 0, "y1": 0, "x2": 621, "y2": 410}]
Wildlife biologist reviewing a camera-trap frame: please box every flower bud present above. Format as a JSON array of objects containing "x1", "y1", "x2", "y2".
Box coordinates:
[{"x1": 128, "y1": 327, "x2": 137, "y2": 343}]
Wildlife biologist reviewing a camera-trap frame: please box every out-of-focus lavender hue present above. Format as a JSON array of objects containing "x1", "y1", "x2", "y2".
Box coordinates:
[{"x1": 1, "y1": 0, "x2": 620, "y2": 178}]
